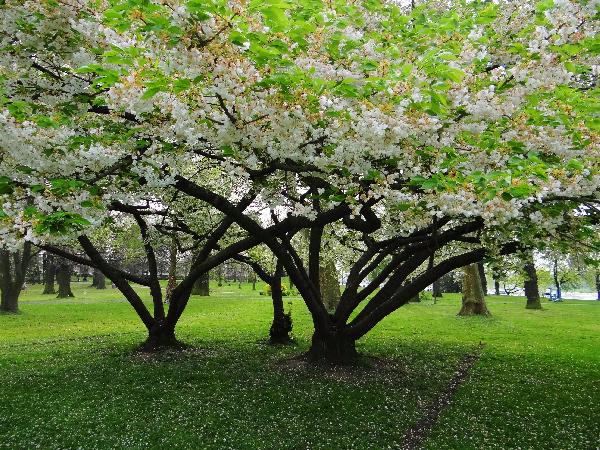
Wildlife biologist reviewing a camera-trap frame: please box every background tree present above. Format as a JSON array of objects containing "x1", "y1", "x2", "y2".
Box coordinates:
[
  {"x1": 191, "y1": 272, "x2": 210, "y2": 296},
  {"x1": 523, "y1": 254, "x2": 542, "y2": 310},
  {"x1": 92, "y1": 269, "x2": 107, "y2": 290},
  {"x1": 458, "y1": 263, "x2": 490, "y2": 316},
  {"x1": 55, "y1": 259, "x2": 74, "y2": 299},
  {"x1": 42, "y1": 253, "x2": 56, "y2": 295},
  {"x1": 0, "y1": 243, "x2": 32, "y2": 312}
]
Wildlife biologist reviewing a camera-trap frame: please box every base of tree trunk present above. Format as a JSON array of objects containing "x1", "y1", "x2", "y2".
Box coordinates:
[
  {"x1": 139, "y1": 329, "x2": 184, "y2": 352},
  {"x1": 42, "y1": 287, "x2": 56, "y2": 295},
  {"x1": 0, "y1": 293, "x2": 19, "y2": 313},
  {"x1": 269, "y1": 313, "x2": 293, "y2": 345},
  {"x1": 56, "y1": 291, "x2": 75, "y2": 299},
  {"x1": 307, "y1": 331, "x2": 358, "y2": 365},
  {"x1": 458, "y1": 302, "x2": 491, "y2": 316},
  {"x1": 525, "y1": 298, "x2": 542, "y2": 309}
]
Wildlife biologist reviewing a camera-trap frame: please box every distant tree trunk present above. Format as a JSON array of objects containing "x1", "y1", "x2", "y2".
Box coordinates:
[
  {"x1": 494, "y1": 278, "x2": 500, "y2": 295},
  {"x1": 217, "y1": 265, "x2": 223, "y2": 287},
  {"x1": 191, "y1": 272, "x2": 210, "y2": 296},
  {"x1": 553, "y1": 258, "x2": 562, "y2": 299},
  {"x1": 524, "y1": 258, "x2": 542, "y2": 310},
  {"x1": 42, "y1": 254, "x2": 56, "y2": 294},
  {"x1": 270, "y1": 261, "x2": 292, "y2": 344},
  {"x1": 319, "y1": 259, "x2": 341, "y2": 312},
  {"x1": 0, "y1": 243, "x2": 32, "y2": 313},
  {"x1": 477, "y1": 262, "x2": 488, "y2": 295},
  {"x1": 55, "y1": 260, "x2": 74, "y2": 298},
  {"x1": 458, "y1": 264, "x2": 490, "y2": 316},
  {"x1": 595, "y1": 271, "x2": 599, "y2": 301},
  {"x1": 95, "y1": 270, "x2": 106, "y2": 290},
  {"x1": 432, "y1": 280, "x2": 443, "y2": 298},
  {"x1": 165, "y1": 238, "x2": 178, "y2": 303},
  {"x1": 251, "y1": 272, "x2": 257, "y2": 291}
]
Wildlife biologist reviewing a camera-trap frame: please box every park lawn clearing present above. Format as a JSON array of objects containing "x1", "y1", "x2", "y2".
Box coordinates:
[{"x1": 0, "y1": 283, "x2": 599, "y2": 449}]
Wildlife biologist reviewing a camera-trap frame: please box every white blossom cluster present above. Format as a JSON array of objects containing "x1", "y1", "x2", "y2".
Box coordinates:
[{"x1": 0, "y1": 0, "x2": 597, "y2": 251}]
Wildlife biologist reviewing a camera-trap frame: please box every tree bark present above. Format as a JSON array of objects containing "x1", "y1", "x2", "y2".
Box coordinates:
[
  {"x1": 477, "y1": 262, "x2": 488, "y2": 295},
  {"x1": 191, "y1": 271, "x2": 210, "y2": 296},
  {"x1": 524, "y1": 259, "x2": 542, "y2": 310},
  {"x1": 553, "y1": 258, "x2": 562, "y2": 299},
  {"x1": 0, "y1": 288, "x2": 19, "y2": 313},
  {"x1": 217, "y1": 265, "x2": 223, "y2": 287},
  {"x1": 458, "y1": 264, "x2": 490, "y2": 316},
  {"x1": 494, "y1": 278, "x2": 500, "y2": 295},
  {"x1": 596, "y1": 272, "x2": 600, "y2": 301},
  {"x1": 165, "y1": 238, "x2": 178, "y2": 303},
  {"x1": 93, "y1": 269, "x2": 106, "y2": 289},
  {"x1": 308, "y1": 329, "x2": 357, "y2": 365},
  {"x1": 140, "y1": 324, "x2": 180, "y2": 352},
  {"x1": 432, "y1": 280, "x2": 443, "y2": 298},
  {"x1": 319, "y1": 259, "x2": 341, "y2": 312},
  {"x1": 269, "y1": 262, "x2": 292, "y2": 344},
  {"x1": 42, "y1": 254, "x2": 56, "y2": 294},
  {"x1": 55, "y1": 261, "x2": 74, "y2": 298},
  {"x1": 0, "y1": 244, "x2": 32, "y2": 312}
]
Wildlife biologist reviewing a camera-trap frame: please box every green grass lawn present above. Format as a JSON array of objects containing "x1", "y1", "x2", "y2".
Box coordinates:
[{"x1": 1, "y1": 281, "x2": 599, "y2": 449}]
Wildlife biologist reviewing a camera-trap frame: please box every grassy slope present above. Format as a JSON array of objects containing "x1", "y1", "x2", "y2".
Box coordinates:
[{"x1": 0, "y1": 281, "x2": 598, "y2": 449}]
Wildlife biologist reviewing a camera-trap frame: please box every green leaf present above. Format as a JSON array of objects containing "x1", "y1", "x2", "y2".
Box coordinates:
[
  {"x1": 173, "y1": 78, "x2": 191, "y2": 93},
  {"x1": 0, "y1": 176, "x2": 14, "y2": 195},
  {"x1": 35, "y1": 212, "x2": 91, "y2": 235},
  {"x1": 566, "y1": 159, "x2": 584, "y2": 171}
]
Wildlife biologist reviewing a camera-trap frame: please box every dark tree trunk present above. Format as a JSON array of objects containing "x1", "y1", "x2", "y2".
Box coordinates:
[
  {"x1": 91, "y1": 268, "x2": 98, "y2": 287},
  {"x1": 217, "y1": 265, "x2": 223, "y2": 287},
  {"x1": 432, "y1": 280, "x2": 443, "y2": 298},
  {"x1": 269, "y1": 262, "x2": 292, "y2": 344},
  {"x1": 319, "y1": 259, "x2": 340, "y2": 312},
  {"x1": 92, "y1": 270, "x2": 106, "y2": 289},
  {"x1": 42, "y1": 254, "x2": 56, "y2": 294},
  {"x1": 140, "y1": 325, "x2": 180, "y2": 352},
  {"x1": 553, "y1": 258, "x2": 562, "y2": 299},
  {"x1": 191, "y1": 271, "x2": 210, "y2": 296},
  {"x1": 252, "y1": 272, "x2": 257, "y2": 291},
  {"x1": 477, "y1": 262, "x2": 488, "y2": 296},
  {"x1": 308, "y1": 329, "x2": 357, "y2": 365},
  {"x1": 55, "y1": 261, "x2": 74, "y2": 298},
  {"x1": 524, "y1": 259, "x2": 542, "y2": 310},
  {"x1": 596, "y1": 272, "x2": 600, "y2": 301},
  {"x1": 494, "y1": 278, "x2": 500, "y2": 295},
  {"x1": 0, "y1": 288, "x2": 19, "y2": 313},
  {"x1": 458, "y1": 264, "x2": 490, "y2": 316},
  {"x1": 165, "y1": 238, "x2": 178, "y2": 303},
  {"x1": 0, "y1": 244, "x2": 32, "y2": 312}
]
